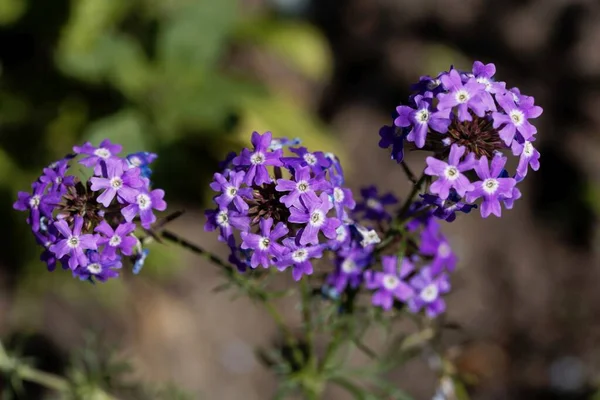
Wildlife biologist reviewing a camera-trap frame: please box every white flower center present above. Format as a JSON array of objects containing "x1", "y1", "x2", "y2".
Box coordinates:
[
  {"x1": 444, "y1": 166, "x2": 460, "y2": 181},
  {"x1": 29, "y1": 195, "x2": 41, "y2": 208},
  {"x1": 87, "y1": 263, "x2": 102, "y2": 274},
  {"x1": 94, "y1": 148, "x2": 111, "y2": 159},
  {"x1": 455, "y1": 89, "x2": 470, "y2": 104},
  {"x1": 110, "y1": 177, "x2": 123, "y2": 189},
  {"x1": 438, "y1": 242, "x2": 451, "y2": 258},
  {"x1": 310, "y1": 210, "x2": 325, "y2": 227},
  {"x1": 258, "y1": 237, "x2": 270, "y2": 251},
  {"x1": 476, "y1": 77, "x2": 491, "y2": 91},
  {"x1": 137, "y1": 193, "x2": 152, "y2": 210},
  {"x1": 129, "y1": 156, "x2": 142, "y2": 166},
  {"x1": 366, "y1": 198, "x2": 382, "y2": 210},
  {"x1": 360, "y1": 230, "x2": 380, "y2": 247},
  {"x1": 55, "y1": 176, "x2": 62, "y2": 184},
  {"x1": 482, "y1": 178, "x2": 499, "y2": 194},
  {"x1": 509, "y1": 110, "x2": 524, "y2": 126},
  {"x1": 109, "y1": 235, "x2": 122, "y2": 247},
  {"x1": 420, "y1": 284, "x2": 439, "y2": 302},
  {"x1": 523, "y1": 141, "x2": 533, "y2": 157},
  {"x1": 303, "y1": 153, "x2": 317, "y2": 166},
  {"x1": 333, "y1": 187, "x2": 345, "y2": 203},
  {"x1": 67, "y1": 236, "x2": 80, "y2": 248},
  {"x1": 216, "y1": 210, "x2": 229, "y2": 227},
  {"x1": 250, "y1": 152, "x2": 265, "y2": 165},
  {"x1": 292, "y1": 249, "x2": 308, "y2": 263},
  {"x1": 296, "y1": 181, "x2": 310, "y2": 193},
  {"x1": 226, "y1": 186, "x2": 238, "y2": 197},
  {"x1": 341, "y1": 258, "x2": 357, "y2": 273},
  {"x1": 382, "y1": 275, "x2": 400, "y2": 290},
  {"x1": 335, "y1": 226, "x2": 347, "y2": 242},
  {"x1": 416, "y1": 109, "x2": 430, "y2": 123}
]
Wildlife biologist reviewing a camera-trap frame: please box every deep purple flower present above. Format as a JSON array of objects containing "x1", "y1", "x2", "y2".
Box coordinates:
[
  {"x1": 328, "y1": 224, "x2": 352, "y2": 250},
  {"x1": 204, "y1": 208, "x2": 250, "y2": 242},
  {"x1": 354, "y1": 185, "x2": 398, "y2": 221},
  {"x1": 39, "y1": 162, "x2": 75, "y2": 194},
  {"x1": 95, "y1": 221, "x2": 137, "y2": 259},
  {"x1": 419, "y1": 221, "x2": 457, "y2": 273},
  {"x1": 327, "y1": 245, "x2": 372, "y2": 293},
  {"x1": 34, "y1": 230, "x2": 59, "y2": 271},
  {"x1": 75, "y1": 250, "x2": 122, "y2": 282},
  {"x1": 49, "y1": 216, "x2": 98, "y2": 270},
  {"x1": 407, "y1": 267, "x2": 450, "y2": 318},
  {"x1": 276, "y1": 238, "x2": 323, "y2": 281},
  {"x1": 365, "y1": 255, "x2": 414, "y2": 310},
  {"x1": 421, "y1": 192, "x2": 477, "y2": 223},
  {"x1": 240, "y1": 218, "x2": 288, "y2": 268},
  {"x1": 465, "y1": 155, "x2": 516, "y2": 218},
  {"x1": 13, "y1": 183, "x2": 60, "y2": 232},
  {"x1": 512, "y1": 138, "x2": 540, "y2": 180},
  {"x1": 425, "y1": 145, "x2": 475, "y2": 200},
  {"x1": 210, "y1": 170, "x2": 252, "y2": 212},
  {"x1": 492, "y1": 93, "x2": 543, "y2": 146},
  {"x1": 437, "y1": 69, "x2": 487, "y2": 121},
  {"x1": 324, "y1": 152, "x2": 345, "y2": 186},
  {"x1": 331, "y1": 186, "x2": 356, "y2": 219},
  {"x1": 289, "y1": 193, "x2": 340, "y2": 246},
  {"x1": 395, "y1": 93, "x2": 451, "y2": 148},
  {"x1": 470, "y1": 61, "x2": 506, "y2": 111},
  {"x1": 275, "y1": 166, "x2": 329, "y2": 208},
  {"x1": 121, "y1": 189, "x2": 167, "y2": 228},
  {"x1": 233, "y1": 131, "x2": 283, "y2": 186},
  {"x1": 281, "y1": 146, "x2": 331, "y2": 174},
  {"x1": 378, "y1": 125, "x2": 405, "y2": 164},
  {"x1": 73, "y1": 139, "x2": 122, "y2": 172},
  {"x1": 410, "y1": 74, "x2": 444, "y2": 96},
  {"x1": 90, "y1": 159, "x2": 144, "y2": 207}
]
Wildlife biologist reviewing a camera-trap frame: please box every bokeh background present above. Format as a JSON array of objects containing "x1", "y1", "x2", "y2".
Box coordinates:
[{"x1": 1, "y1": 0, "x2": 600, "y2": 399}]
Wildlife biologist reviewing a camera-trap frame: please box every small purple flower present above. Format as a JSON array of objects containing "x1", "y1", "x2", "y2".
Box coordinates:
[
  {"x1": 126, "y1": 151, "x2": 158, "y2": 179},
  {"x1": 410, "y1": 74, "x2": 444, "y2": 96},
  {"x1": 289, "y1": 192, "x2": 340, "y2": 246},
  {"x1": 276, "y1": 238, "x2": 323, "y2": 281},
  {"x1": 210, "y1": 170, "x2": 252, "y2": 212},
  {"x1": 327, "y1": 245, "x2": 371, "y2": 293},
  {"x1": 39, "y1": 162, "x2": 75, "y2": 194},
  {"x1": 492, "y1": 93, "x2": 543, "y2": 146},
  {"x1": 233, "y1": 131, "x2": 283, "y2": 186},
  {"x1": 365, "y1": 255, "x2": 414, "y2": 310},
  {"x1": 49, "y1": 216, "x2": 98, "y2": 270},
  {"x1": 419, "y1": 221, "x2": 457, "y2": 273},
  {"x1": 240, "y1": 218, "x2": 289, "y2": 268},
  {"x1": 437, "y1": 69, "x2": 487, "y2": 121},
  {"x1": 354, "y1": 185, "x2": 398, "y2": 221},
  {"x1": 511, "y1": 138, "x2": 540, "y2": 180},
  {"x1": 275, "y1": 166, "x2": 329, "y2": 208},
  {"x1": 281, "y1": 146, "x2": 331, "y2": 174},
  {"x1": 34, "y1": 230, "x2": 59, "y2": 271},
  {"x1": 330, "y1": 186, "x2": 356, "y2": 219},
  {"x1": 470, "y1": 61, "x2": 506, "y2": 111},
  {"x1": 465, "y1": 155, "x2": 516, "y2": 218},
  {"x1": 13, "y1": 183, "x2": 60, "y2": 232},
  {"x1": 75, "y1": 250, "x2": 122, "y2": 282},
  {"x1": 501, "y1": 187, "x2": 522, "y2": 210},
  {"x1": 90, "y1": 159, "x2": 144, "y2": 207},
  {"x1": 378, "y1": 125, "x2": 405, "y2": 164},
  {"x1": 95, "y1": 221, "x2": 137, "y2": 259},
  {"x1": 204, "y1": 208, "x2": 250, "y2": 242},
  {"x1": 324, "y1": 152, "x2": 345, "y2": 186},
  {"x1": 407, "y1": 267, "x2": 450, "y2": 318},
  {"x1": 395, "y1": 93, "x2": 451, "y2": 148},
  {"x1": 121, "y1": 189, "x2": 167, "y2": 228},
  {"x1": 421, "y1": 192, "x2": 477, "y2": 223},
  {"x1": 425, "y1": 144, "x2": 475, "y2": 200},
  {"x1": 73, "y1": 139, "x2": 122, "y2": 172}
]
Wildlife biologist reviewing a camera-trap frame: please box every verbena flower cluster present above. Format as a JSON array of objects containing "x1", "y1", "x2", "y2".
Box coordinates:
[
  {"x1": 13, "y1": 140, "x2": 166, "y2": 282},
  {"x1": 380, "y1": 61, "x2": 543, "y2": 218}
]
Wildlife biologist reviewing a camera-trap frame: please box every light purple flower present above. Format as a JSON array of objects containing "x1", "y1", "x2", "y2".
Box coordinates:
[
  {"x1": 90, "y1": 159, "x2": 144, "y2": 207},
  {"x1": 419, "y1": 221, "x2": 457, "y2": 273},
  {"x1": 327, "y1": 245, "x2": 371, "y2": 293},
  {"x1": 275, "y1": 166, "x2": 329, "y2": 208},
  {"x1": 240, "y1": 218, "x2": 288, "y2": 268},
  {"x1": 13, "y1": 183, "x2": 60, "y2": 232},
  {"x1": 121, "y1": 189, "x2": 167, "y2": 228},
  {"x1": 281, "y1": 146, "x2": 331, "y2": 174},
  {"x1": 39, "y1": 162, "x2": 75, "y2": 194},
  {"x1": 73, "y1": 139, "x2": 122, "y2": 173},
  {"x1": 365, "y1": 255, "x2": 414, "y2": 310},
  {"x1": 395, "y1": 93, "x2": 451, "y2": 148},
  {"x1": 204, "y1": 208, "x2": 251, "y2": 242},
  {"x1": 289, "y1": 192, "x2": 340, "y2": 246},
  {"x1": 437, "y1": 69, "x2": 487, "y2": 121},
  {"x1": 49, "y1": 216, "x2": 98, "y2": 270},
  {"x1": 470, "y1": 61, "x2": 506, "y2": 111},
  {"x1": 492, "y1": 93, "x2": 543, "y2": 145},
  {"x1": 465, "y1": 155, "x2": 516, "y2": 218},
  {"x1": 74, "y1": 250, "x2": 122, "y2": 282},
  {"x1": 233, "y1": 131, "x2": 283, "y2": 186},
  {"x1": 425, "y1": 145, "x2": 476, "y2": 200},
  {"x1": 511, "y1": 138, "x2": 540, "y2": 180},
  {"x1": 275, "y1": 238, "x2": 323, "y2": 281},
  {"x1": 330, "y1": 186, "x2": 356, "y2": 219},
  {"x1": 210, "y1": 170, "x2": 252, "y2": 212},
  {"x1": 95, "y1": 221, "x2": 137, "y2": 259},
  {"x1": 407, "y1": 267, "x2": 450, "y2": 318},
  {"x1": 501, "y1": 187, "x2": 521, "y2": 210}
]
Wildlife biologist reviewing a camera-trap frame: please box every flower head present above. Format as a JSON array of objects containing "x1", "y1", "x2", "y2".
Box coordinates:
[{"x1": 365, "y1": 255, "x2": 414, "y2": 311}]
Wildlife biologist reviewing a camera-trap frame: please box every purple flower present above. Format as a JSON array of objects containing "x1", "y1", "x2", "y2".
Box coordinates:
[
  {"x1": 240, "y1": 218, "x2": 289, "y2": 268},
  {"x1": 233, "y1": 131, "x2": 283, "y2": 186},
  {"x1": 275, "y1": 238, "x2": 323, "y2": 281},
  {"x1": 34, "y1": 230, "x2": 59, "y2": 271},
  {"x1": 90, "y1": 159, "x2": 144, "y2": 207},
  {"x1": 512, "y1": 138, "x2": 540, "y2": 180},
  {"x1": 289, "y1": 192, "x2": 340, "y2": 246},
  {"x1": 407, "y1": 267, "x2": 450, "y2": 318},
  {"x1": 73, "y1": 139, "x2": 122, "y2": 172},
  {"x1": 354, "y1": 185, "x2": 398, "y2": 221},
  {"x1": 324, "y1": 152, "x2": 345, "y2": 186},
  {"x1": 410, "y1": 74, "x2": 444, "y2": 96},
  {"x1": 210, "y1": 170, "x2": 252, "y2": 212},
  {"x1": 492, "y1": 93, "x2": 543, "y2": 146},
  {"x1": 365, "y1": 255, "x2": 414, "y2": 310},
  {"x1": 437, "y1": 69, "x2": 487, "y2": 121},
  {"x1": 470, "y1": 61, "x2": 506, "y2": 111},
  {"x1": 425, "y1": 145, "x2": 475, "y2": 200},
  {"x1": 121, "y1": 189, "x2": 167, "y2": 228},
  {"x1": 331, "y1": 186, "x2": 356, "y2": 219},
  {"x1": 421, "y1": 192, "x2": 477, "y2": 223},
  {"x1": 327, "y1": 245, "x2": 371, "y2": 293},
  {"x1": 204, "y1": 208, "x2": 250, "y2": 242},
  {"x1": 13, "y1": 183, "x2": 60, "y2": 232},
  {"x1": 75, "y1": 250, "x2": 122, "y2": 282},
  {"x1": 395, "y1": 93, "x2": 451, "y2": 148},
  {"x1": 465, "y1": 155, "x2": 516, "y2": 218},
  {"x1": 39, "y1": 162, "x2": 75, "y2": 194},
  {"x1": 501, "y1": 187, "x2": 522, "y2": 210},
  {"x1": 275, "y1": 166, "x2": 329, "y2": 208},
  {"x1": 419, "y1": 221, "x2": 457, "y2": 273},
  {"x1": 95, "y1": 221, "x2": 137, "y2": 259},
  {"x1": 378, "y1": 125, "x2": 405, "y2": 163},
  {"x1": 281, "y1": 146, "x2": 331, "y2": 174},
  {"x1": 49, "y1": 216, "x2": 98, "y2": 270},
  {"x1": 126, "y1": 151, "x2": 158, "y2": 179}
]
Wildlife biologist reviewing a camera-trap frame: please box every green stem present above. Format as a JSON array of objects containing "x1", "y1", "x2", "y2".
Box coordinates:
[{"x1": 400, "y1": 161, "x2": 417, "y2": 184}]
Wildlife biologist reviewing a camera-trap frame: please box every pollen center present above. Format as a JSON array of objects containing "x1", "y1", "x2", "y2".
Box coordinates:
[
  {"x1": 227, "y1": 187, "x2": 238, "y2": 197},
  {"x1": 455, "y1": 90, "x2": 470, "y2": 104},
  {"x1": 29, "y1": 195, "x2": 41, "y2": 208},
  {"x1": 510, "y1": 110, "x2": 524, "y2": 126},
  {"x1": 250, "y1": 152, "x2": 265, "y2": 165},
  {"x1": 523, "y1": 141, "x2": 533, "y2": 156},
  {"x1": 110, "y1": 177, "x2": 123, "y2": 189},
  {"x1": 341, "y1": 258, "x2": 357, "y2": 273},
  {"x1": 292, "y1": 249, "x2": 308, "y2": 263},
  {"x1": 67, "y1": 236, "x2": 80, "y2": 248},
  {"x1": 259, "y1": 237, "x2": 270, "y2": 250},
  {"x1": 483, "y1": 178, "x2": 499, "y2": 194},
  {"x1": 216, "y1": 210, "x2": 229, "y2": 226},
  {"x1": 444, "y1": 166, "x2": 460, "y2": 181},
  {"x1": 420, "y1": 284, "x2": 439, "y2": 302},
  {"x1": 416, "y1": 109, "x2": 430, "y2": 123},
  {"x1": 296, "y1": 181, "x2": 309, "y2": 193},
  {"x1": 137, "y1": 193, "x2": 152, "y2": 210},
  {"x1": 109, "y1": 235, "x2": 122, "y2": 247},
  {"x1": 303, "y1": 153, "x2": 317, "y2": 166},
  {"x1": 94, "y1": 148, "x2": 111, "y2": 159},
  {"x1": 87, "y1": 263, "x2": 102, "y2": 274},
  {"x1": 382, "y1": 275, "x2": 399, "y2": 290},
  {"x1": 333, "y1": 187, "x2": 344, "y2": 203},
  {"x1": 366, "y1": 198, "x2": 383, "y2": 210},
  {"x1": 310, "y1": 210, "x2": 325, "y2": 226}
]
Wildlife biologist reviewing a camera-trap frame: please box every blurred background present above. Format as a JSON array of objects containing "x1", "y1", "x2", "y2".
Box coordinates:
[{"x1": 1, "y1": 0, "x2": 600, "y2": 398}]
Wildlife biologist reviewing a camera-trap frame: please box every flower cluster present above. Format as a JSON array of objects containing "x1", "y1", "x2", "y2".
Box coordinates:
[
  {"x1": 379, "y1": 61, "x2": 542, "y2": 218},
  {"x1": 13, "y1": 140, "x2": 166, "y2": 282}
]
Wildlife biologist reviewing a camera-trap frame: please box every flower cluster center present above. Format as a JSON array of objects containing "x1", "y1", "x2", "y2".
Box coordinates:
[
  {"x1": 382, "y1": 275, "x2": 399, "y2": 290},
  {"x1": 420, "y1": 284, "x2": 439, "y2": 302}
]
